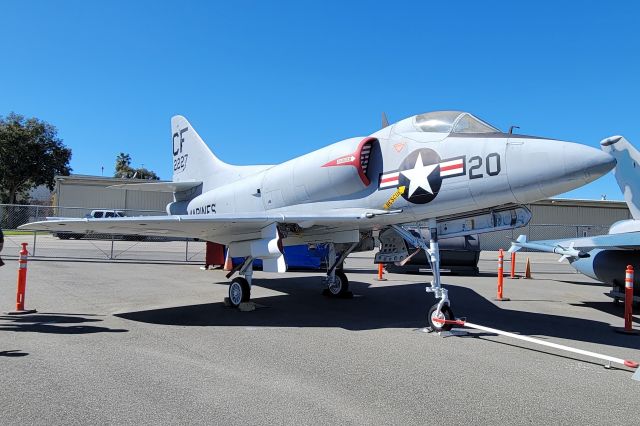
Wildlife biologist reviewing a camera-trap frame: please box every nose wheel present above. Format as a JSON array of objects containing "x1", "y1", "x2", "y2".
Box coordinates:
[
  {"x1": 428, "y1": 304, "x2": 454, "y2": 332},
  {"x1": 390, "y1": 220, "x2": 458, "y2": 331}
]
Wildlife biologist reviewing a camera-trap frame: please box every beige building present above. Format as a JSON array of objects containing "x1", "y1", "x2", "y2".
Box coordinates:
[
  {"x1": 482, "y1": 198, "x2": 631, "y2": 250},
  {"x1": 54, "y1": 175, "x2": 173, "y2": 217}
]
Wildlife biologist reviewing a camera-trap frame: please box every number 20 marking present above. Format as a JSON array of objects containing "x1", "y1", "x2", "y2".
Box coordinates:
[{"x1": 469, "y1": 153, "x2": 501, "y2": 179}]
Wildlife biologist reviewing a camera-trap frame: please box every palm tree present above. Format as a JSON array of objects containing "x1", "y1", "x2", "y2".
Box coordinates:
[{"x1": 114, "y1": 153, "x2": 132, "y2": 178}]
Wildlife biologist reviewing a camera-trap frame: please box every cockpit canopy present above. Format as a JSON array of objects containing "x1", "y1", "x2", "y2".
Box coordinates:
[{"x1": 414, "y1": 111, "x2": 501, "y2": 134}]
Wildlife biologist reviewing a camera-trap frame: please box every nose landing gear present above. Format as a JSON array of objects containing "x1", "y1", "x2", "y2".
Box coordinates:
[{"x1": 390, "y1": 219, "x2": 454, "y2": 331}]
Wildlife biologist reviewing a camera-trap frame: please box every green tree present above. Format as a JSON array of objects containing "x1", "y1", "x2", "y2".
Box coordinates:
[
  {"x1": 114, "y1": 152, "x2": 134, "y2": 178},
  {"x1": 132, "y1": 167, "x2": 159, "y2": 180},
  {"x1": 0, "y1": 113, "x2": 72, "y2": 204},
  {"x1": 114, "y1": 153, "x2": 159, "y2": 180}
]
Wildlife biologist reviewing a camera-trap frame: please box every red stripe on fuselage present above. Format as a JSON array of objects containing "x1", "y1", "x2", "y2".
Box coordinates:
[{"x1": 440, "y1": 163, "x2": 463, "y2": 172}]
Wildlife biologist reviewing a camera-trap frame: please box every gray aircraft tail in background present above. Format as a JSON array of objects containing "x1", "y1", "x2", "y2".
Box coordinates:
[
  {"x1": 510, "y1": 135, "x2": 640, "y2": 303},
  {"x1": 601, "y1": 135, "x2": 640, "y2": 220}
]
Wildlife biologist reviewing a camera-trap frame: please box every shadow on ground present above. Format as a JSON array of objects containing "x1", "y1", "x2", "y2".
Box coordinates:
[
  {"x1": 0, "y1": 313, "x2": 128, "y2": 334},
  {"x1": 116, "y1": 276, "x2": 640, "y2": 351},
  {"x1": 0, "y1": 350, "x2": 29, "y2": 357},
  {"x1": 572, "y1": 301, "x2": 640, "y2": 324}
]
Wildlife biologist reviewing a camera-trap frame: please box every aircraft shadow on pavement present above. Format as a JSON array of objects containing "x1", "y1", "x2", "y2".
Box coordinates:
[
  {"x1": 571, "y1": 301, "x2": 640, "y2": 324},
  {"x1": 0, "y1": 350, "x2": 29, "y2": 357},
  {"x1": 116, "y1": 277, "x2": 640, "y2": 350},
  {"x1": 0, "y1": 314, "x2": 128, "y2": 335}
]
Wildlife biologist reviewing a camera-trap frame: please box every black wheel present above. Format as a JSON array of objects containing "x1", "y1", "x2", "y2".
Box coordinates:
[
  {"x1": 427, "y1": 304, "x2": 454, "y2": 332},
  {"x1": 228, "y1": 277, "x2": 251, "y2": 307},
  {"x1": 327, "y1": 271, "x2": 349, "y2": 296},
  {"x1": 58, "y1": 233, "x2": 70, "y2": 240}
]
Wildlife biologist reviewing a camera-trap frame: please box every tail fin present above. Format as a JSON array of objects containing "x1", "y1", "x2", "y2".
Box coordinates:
[
  {"x1": 601, "y1": 136, "x2": 640, "y2": 219},
  {"x1": 171, "y1": 115, "x2": 231, "y2": 186},
  {"x1": 171, "y1": 115, "x2": 272, "y2": 191}
]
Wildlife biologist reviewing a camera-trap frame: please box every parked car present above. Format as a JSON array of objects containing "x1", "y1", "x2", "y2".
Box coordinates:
[{"x1": 54, "y1": 210, "x2": 132, "y2": 239}]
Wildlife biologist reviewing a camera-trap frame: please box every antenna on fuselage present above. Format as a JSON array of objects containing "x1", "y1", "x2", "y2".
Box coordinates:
[
  {"x1": 509, "y1": 125, "x2": 520, "y2": 134},
  {"x1": 382, "y1": 112, "x2": 390, "y2": 129}
]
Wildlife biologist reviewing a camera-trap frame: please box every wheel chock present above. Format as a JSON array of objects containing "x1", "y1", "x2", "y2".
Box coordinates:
[{"x1": 239, "y1": 302, "x2": 256, "y2": 312}]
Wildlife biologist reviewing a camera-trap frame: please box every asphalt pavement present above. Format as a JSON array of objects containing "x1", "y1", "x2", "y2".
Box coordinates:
[{"x1": 0, "y1": 246, "x2": 639, "y2": 425}]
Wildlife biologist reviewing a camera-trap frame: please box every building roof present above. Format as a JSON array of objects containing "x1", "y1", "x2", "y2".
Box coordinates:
[{"x1": 55, "y1": 174, "x2": 169, "y2": 185}]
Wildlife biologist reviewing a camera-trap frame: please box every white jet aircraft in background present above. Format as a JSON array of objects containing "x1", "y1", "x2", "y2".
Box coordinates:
[{"x1": 22, "y1": 111, "x2": 615, "y2": 330}]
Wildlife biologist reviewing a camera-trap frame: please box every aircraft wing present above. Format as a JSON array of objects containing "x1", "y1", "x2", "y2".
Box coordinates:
[
  {"x1": 509, "y1": 232, "x2": 640, "y2": 260},
  {"x1": 528, "y1": 233, "x2": 640, "y2": 251},
  {"x1": 19, "y1": 208, "x2": 399, "y2": 243}
]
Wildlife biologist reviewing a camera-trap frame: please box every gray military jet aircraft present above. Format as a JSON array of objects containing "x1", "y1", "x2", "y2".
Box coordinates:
[
  {"x1": 21, "y1": 111, "x2": 615, "y2": 330},
  {"x1": 510, "y1": 135, "x2": 639, "y2": 304}
]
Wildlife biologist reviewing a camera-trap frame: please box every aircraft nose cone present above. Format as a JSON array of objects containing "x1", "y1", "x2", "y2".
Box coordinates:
[
  {"x1": 561, "y1": 143, "x2": 617, "y2": 189},
  {"x1": 507, "y1": 139, "x2": 616, "y2": 203}
]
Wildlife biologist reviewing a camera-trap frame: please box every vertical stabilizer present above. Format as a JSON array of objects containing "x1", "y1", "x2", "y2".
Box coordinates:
[
  {"x1": 171, "y1": 115, "x2": 231, "y2": 186},
  {"x1": 601, "y1": 136, "x2": 640, "y2": 218},
  {"x1": 171, "y1": 116, "x2": 271, "y2": 192}
]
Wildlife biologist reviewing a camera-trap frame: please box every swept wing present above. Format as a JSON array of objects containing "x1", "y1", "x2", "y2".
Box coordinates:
[{"x1": 19, "y1": 209, "x2": 398, "y2": 243}]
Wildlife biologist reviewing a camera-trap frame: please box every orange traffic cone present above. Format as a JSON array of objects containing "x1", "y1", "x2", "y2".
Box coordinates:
[{"x1": 223, "y1": 251, "x2": 233, "y2": 271}]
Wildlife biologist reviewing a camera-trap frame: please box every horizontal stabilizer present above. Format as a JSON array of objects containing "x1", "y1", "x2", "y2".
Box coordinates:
[{"x1": 108, "y1": 181, "x2": 202, "y2": 193}]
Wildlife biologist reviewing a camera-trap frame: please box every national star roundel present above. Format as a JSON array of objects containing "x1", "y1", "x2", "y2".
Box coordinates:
[
  {"x1": 378, "y1": 149, "x2": 466, "y2": 204},
  {"x1": 398, "y1": 149, "x2": 442, "y2": 204}
]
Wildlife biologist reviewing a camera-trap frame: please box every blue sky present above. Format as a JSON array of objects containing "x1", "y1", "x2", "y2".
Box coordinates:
[{"x1": 1, "y1": 0, "x2": 638, "y2": 200}]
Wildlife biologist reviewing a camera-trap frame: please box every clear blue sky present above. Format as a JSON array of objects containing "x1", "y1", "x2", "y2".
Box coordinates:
[{"x1": 1, "y1": 1, "x2": 638, "y2": 200}]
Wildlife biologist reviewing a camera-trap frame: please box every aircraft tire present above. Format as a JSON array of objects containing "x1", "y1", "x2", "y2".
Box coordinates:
[
  {"x1": 327, "y1": 271, "x2": 350, "y2": 296},
  {"x1": 427, "y1": 304, "x2": 454, "y2": 332},
  {"x1": 229, "y1": 277, "x2": 251, "y2": 307}
]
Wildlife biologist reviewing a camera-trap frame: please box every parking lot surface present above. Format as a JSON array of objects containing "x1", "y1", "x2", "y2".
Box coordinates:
[{"x1": 1, "y1": 246, "x2": 639, "y2": 425}]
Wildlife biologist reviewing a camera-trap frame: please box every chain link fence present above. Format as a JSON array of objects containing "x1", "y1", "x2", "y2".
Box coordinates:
[{"x1": 0, "y1": 204, "x2": 205, "y2": 263}]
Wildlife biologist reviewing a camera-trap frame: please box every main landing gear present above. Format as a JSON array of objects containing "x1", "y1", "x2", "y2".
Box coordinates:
[
  {"x1": 322, "y1": 242, "x2": 359, "y2": 298},
  {"x1": 390, "y1": 220, "x2": 454, "y2": 332},
  {"x1": 226, "y1": 256, "x2": 254, "y2": 308}
]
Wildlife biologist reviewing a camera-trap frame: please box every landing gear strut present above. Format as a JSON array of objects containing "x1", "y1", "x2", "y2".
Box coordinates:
[
  {"x1": 391, "y1": 219, "x2": 454, "y2": 332},
  {"x1": 226, "y1": 256, "x2": 254, "y2": 308},
  {"x1": 322, "y1": 242, "x2": 358, "y2": 297}
]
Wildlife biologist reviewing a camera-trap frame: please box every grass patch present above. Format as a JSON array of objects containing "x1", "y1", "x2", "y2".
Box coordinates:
[{"x1": 2, "y1": 230, "x2": 48, "y2": 236}]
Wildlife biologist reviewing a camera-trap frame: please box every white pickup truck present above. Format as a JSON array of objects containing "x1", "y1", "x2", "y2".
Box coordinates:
[{"x1": 53, "y1": 210, "x2": 126, "y2": 239}]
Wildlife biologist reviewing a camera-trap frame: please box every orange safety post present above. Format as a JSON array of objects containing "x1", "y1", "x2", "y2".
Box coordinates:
[
  {"x1": 8, "y1": 243, "x2": 37, "y2": 315},
  {"x1": 510, "y1": 251, "x2": 516, "y2": 279},
  {"x1": 375, "y1": 263, "x2": 387, "y2": 281},
  {"x1": 494, "y1": 249, "x2": 510, "y2": 301},
  {"x1": 624, "y1": 265, "x2": 635, "y2": 333}
]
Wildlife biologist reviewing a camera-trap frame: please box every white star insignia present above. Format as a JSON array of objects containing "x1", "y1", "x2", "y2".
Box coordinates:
[{"x1": 400, "y1": 152, "x2": 439, "y2": 197}]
